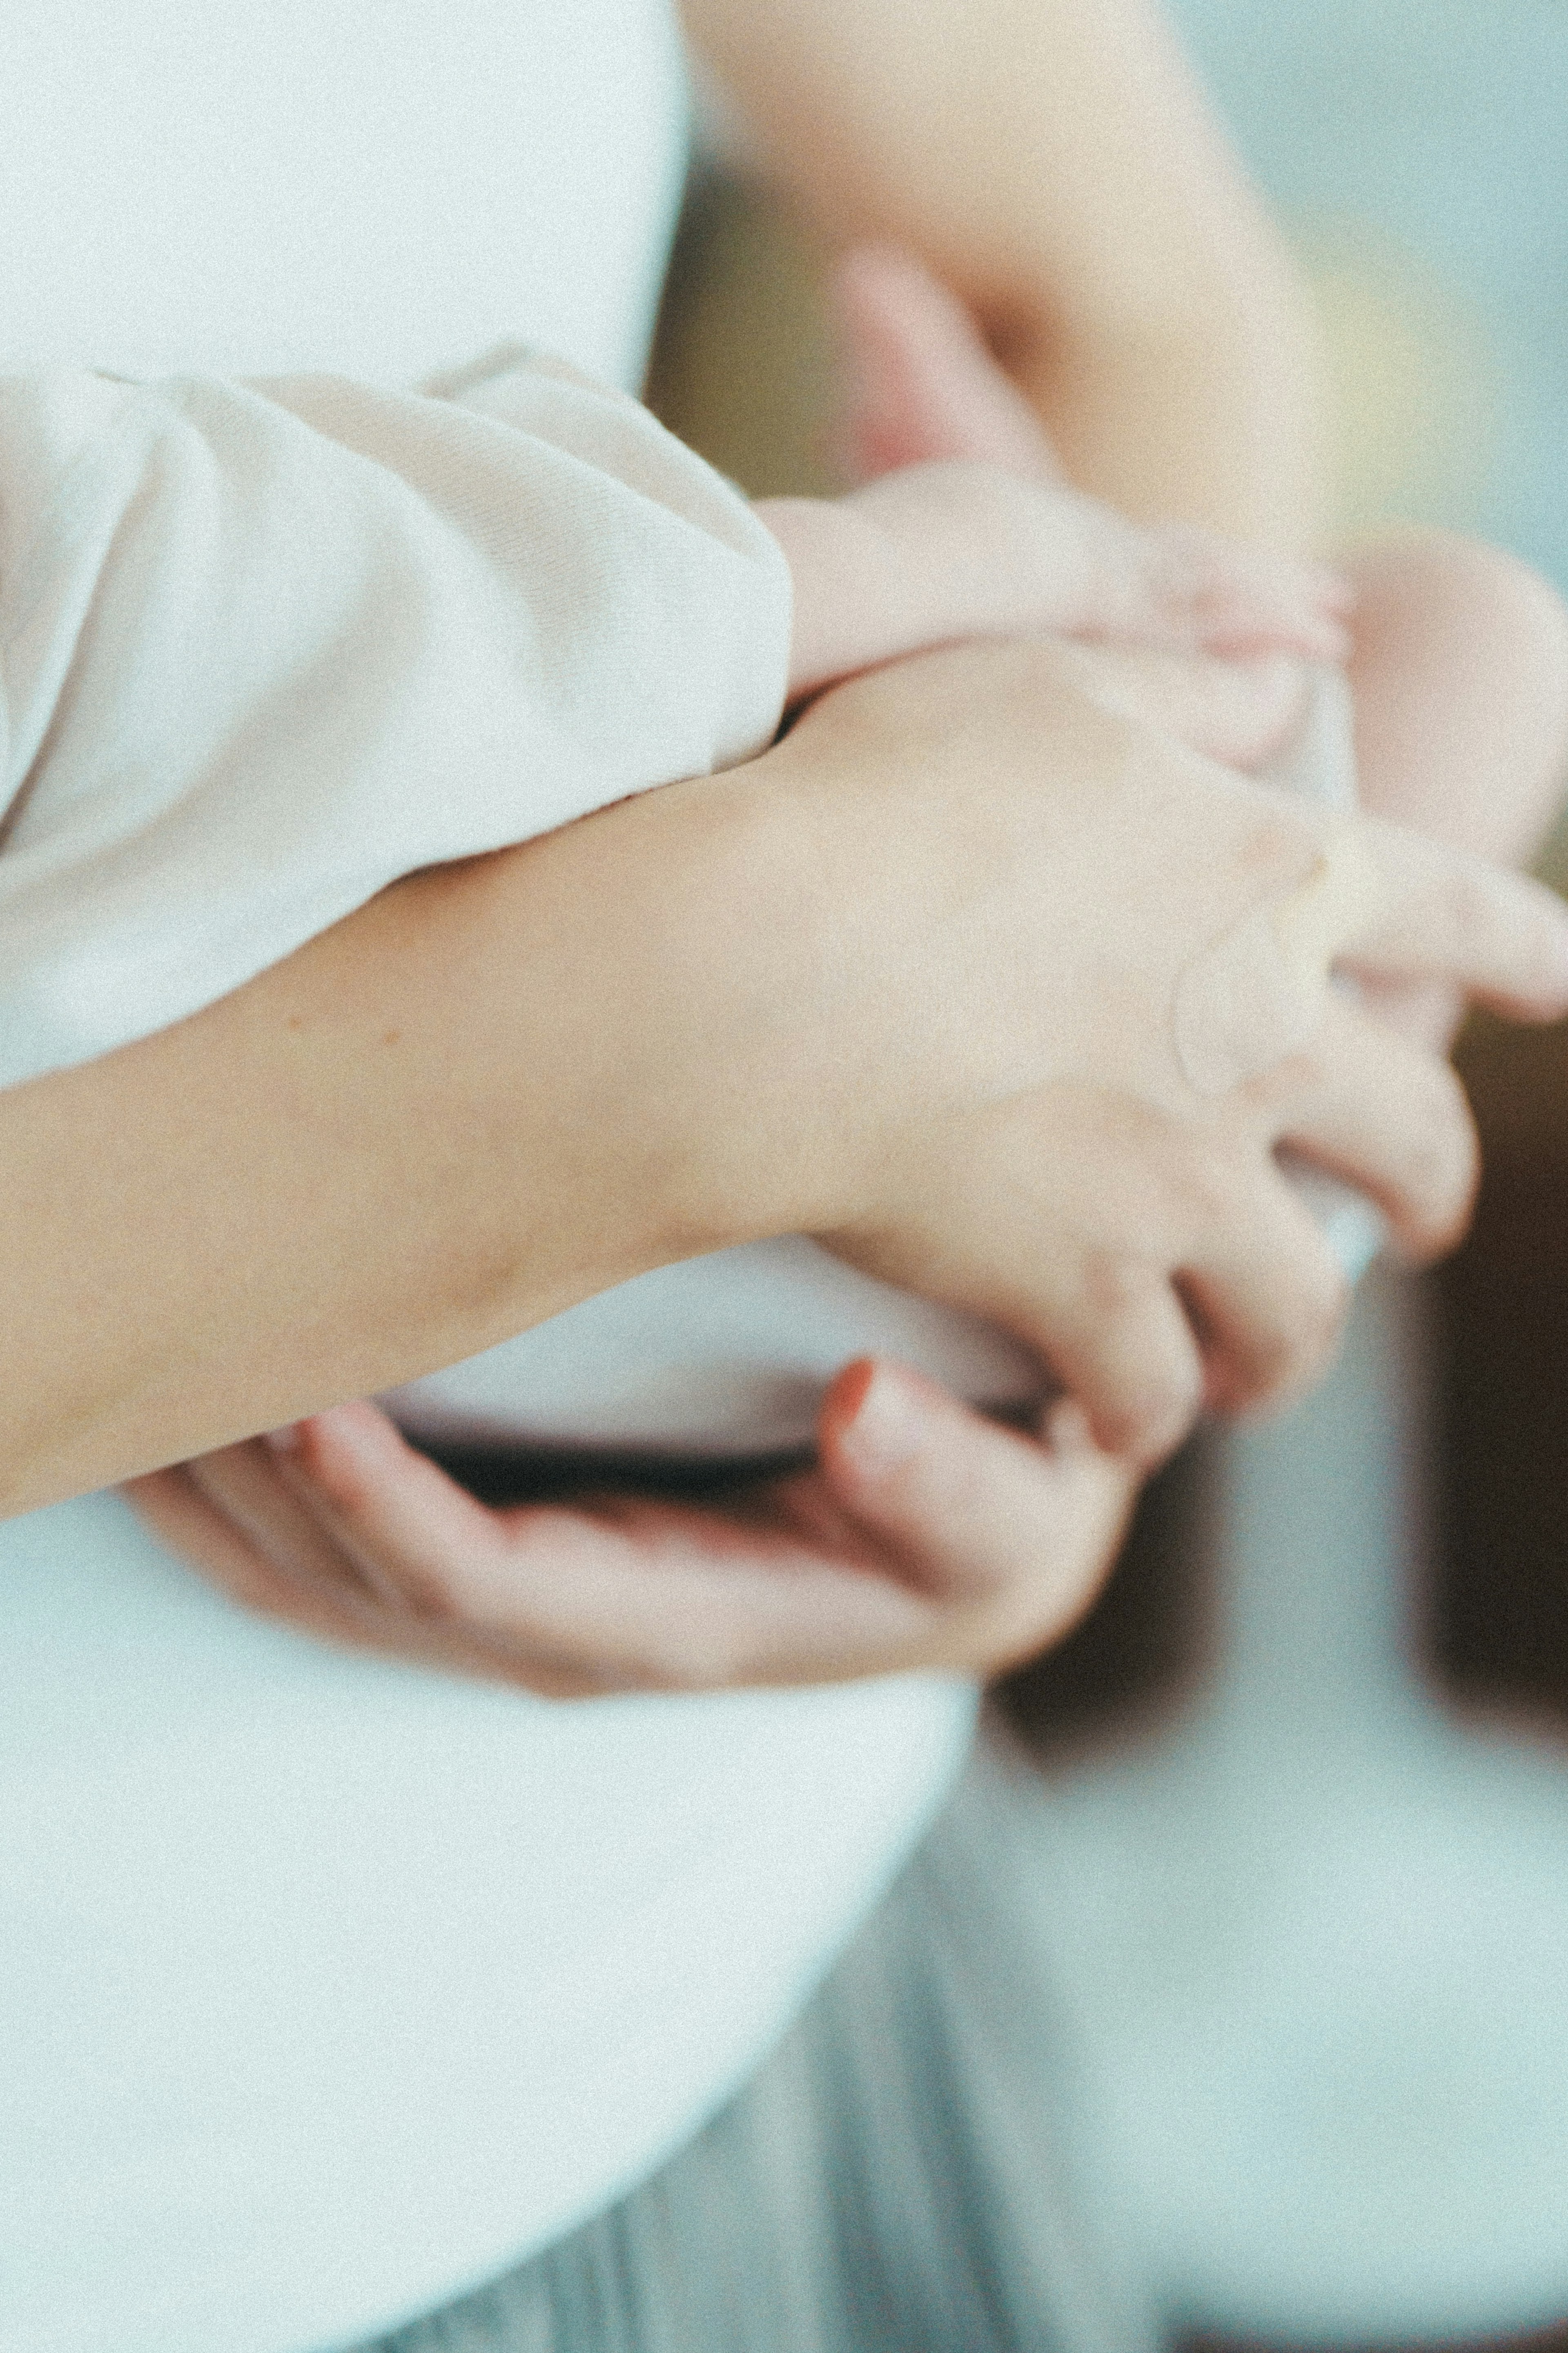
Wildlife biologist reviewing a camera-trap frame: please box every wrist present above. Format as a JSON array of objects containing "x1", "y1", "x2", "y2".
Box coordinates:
[
  {"x1": 510, "y1": 760, "x2": 869, "y2": 1267},
  {"x1": 755, "y1": 495, "x2": 924, "y2": 701}
]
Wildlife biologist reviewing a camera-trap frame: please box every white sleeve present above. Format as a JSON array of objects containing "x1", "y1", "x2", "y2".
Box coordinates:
[{"x1": 0, "y1": 352, "x2": 792, "y2": 1088}]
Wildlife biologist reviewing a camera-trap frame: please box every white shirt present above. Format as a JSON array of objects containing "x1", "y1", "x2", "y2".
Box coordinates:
[{"x1": 0, "y1": 8, "x2": 976, "y2": 2349}]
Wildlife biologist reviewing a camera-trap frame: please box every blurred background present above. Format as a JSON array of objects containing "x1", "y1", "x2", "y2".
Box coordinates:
[{"x1": 648, "y1": 4, "x2": 1568, "y2": 2348}]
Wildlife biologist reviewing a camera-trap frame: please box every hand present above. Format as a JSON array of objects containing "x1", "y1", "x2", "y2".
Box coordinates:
[
  {"x1": 828, "y1": 241, "x2": 1568, "y2": 1041},
  {"x1": 744, "y1": 636, "x2": 1568, "y2": 1461},
  {"x1": 753, "y1": 242, "x2": 1347, "y2": 764},
  {"x1": 125, "y1": 1366, "x2": 1136, "y2": 1693},
  {"x1": 758, "y1": 463, "x2": 1349, "y2": 716},
  {"x1": 771, "y1": 241, "x2": 1347, "y2": 767}
]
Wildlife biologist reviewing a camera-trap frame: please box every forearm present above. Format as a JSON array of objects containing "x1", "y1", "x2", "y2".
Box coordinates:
[
  {"x1": 10, "y1": 634, "x2": 1565, "y2": 1517},
  {"x1": 1009, "y1": 270, "x2": 1322, "y2": 553},
  {"x1": 684, "y1": 0, "x2": 1326, "y2": 548},
  {"x1": 0, "y1": 781, "x2": 823, "y2": 1520}
]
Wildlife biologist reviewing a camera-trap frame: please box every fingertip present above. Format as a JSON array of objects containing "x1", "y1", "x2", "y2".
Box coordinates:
[
  {"x1": 820, "y1": 1356, "x2": 943, "y2": 1481},
  {"x1": 819, "y1": 1356, "x2": 878, "y2": 1445},
  {"x1": 286, "y1": 1397, "x2": 413, "y2": 1498},
  {"x1": 1086, "y1": 1391, "x2": 1192, "y2": 1473}
]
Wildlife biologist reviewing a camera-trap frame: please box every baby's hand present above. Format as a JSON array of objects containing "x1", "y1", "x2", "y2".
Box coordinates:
[
  {"x1": 758, "y1": 465, "x2": 1347, "y2": 712},
  {"x1": 758, "y1": 240, "x2": 1350, "y2": 752}
]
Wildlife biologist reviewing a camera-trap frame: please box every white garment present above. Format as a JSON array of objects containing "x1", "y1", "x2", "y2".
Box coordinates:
[
  {"x1": 0, "y1": 8, "x2": 978, "y2": 2350},
  {"x1": 0, "y1": 0, "x2": 684, "y2": 392},
  {"x1": 0, "y1": 358, "x2": 790, "y2": 1080}
]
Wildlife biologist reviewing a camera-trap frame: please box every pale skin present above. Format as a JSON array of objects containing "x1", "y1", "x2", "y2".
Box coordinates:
[
  {"x1": 125, "y1": 545, "x2": 1568, "y2": 1693},
  {"x1": 16, "y1": 0, "x2": 1565, "y2": 1691},
  {"x1": 682, "y1": 0, "x2": 1325, "y2": 546},
  {"x1": 831, "y1": 246, "x2": 1568, "y2": 956}
]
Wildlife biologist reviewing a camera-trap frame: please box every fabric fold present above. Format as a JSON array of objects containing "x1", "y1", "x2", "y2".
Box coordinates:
[{"x1": 0, "y1": 354, "x2": 792, "y2": 1086}]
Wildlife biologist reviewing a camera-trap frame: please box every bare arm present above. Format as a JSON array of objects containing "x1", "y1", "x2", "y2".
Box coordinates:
[
  {"x1": 0, "y1": 796, "x2": 779, "y2": 1520},
  {"x1": 11, "y1": 635, "x2": 1568, "y2": 1521},
  {"x1": 681, "y1": 0, "x2": 1325, "y2": 546}
]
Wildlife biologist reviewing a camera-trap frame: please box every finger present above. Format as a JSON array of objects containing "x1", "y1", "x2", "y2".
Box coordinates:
[
  {"x1": 1138, "y1": 526, "x2": 1352, "y2": 663},
  {"x1": 831, "y1": 244, "x2": 1059, "y2": 483},
  {"x1": 1344, "y1": 973, "x2": 1463, "y2": 1052},
  {"x1": 163, "y1": 1436, "x2": 605, "y2": 1686},
  {"x1": 1350, "y1": 819, "x2": 1568, "y2": 1019},
  {"x1": 815, "y1": 1360, "x2": 1138, "y2": 1670},
  {"x1": 1175, "y1": 1168, "x2": 1351, "y2": 1417},
  {"x1": 1261, "y1": 997, "x2": 1479, "y2": 1262},
  {"x1": 267, "y1": 1402, "x2": 528, "y2": 1615},
  {"x1": 1176, "y1": 818, "x2": 1568, "y2": 1102},
  {"x1": 1013, "y1": 1253, "x2": 1207, "y2": 1468},
  {"x1": 290, "y1": 1396, "x2": 1124, "y2": 1689},
  {"x1": 831, "y1": 245, "x2": 1350, "y2": 671},
  {"x1": 272, "y1": 1401, "x2": 943, "y2": 1688},
  {"x1": 186, "y1": 1434, "x2": 388, "y2": 1605},
  {"x1": 164, "y1": 1428, "x2": 665, "y2": 1696},
  {"x1": 126, "y1": 1462, "x2": 286, "y2": 1602},
  {"x1": 125, "y1": 1460, "x2": 411, "y2": 1658},
  {"x1": 1060, "y1": 642, "x2": 1311, "y2": 772}
]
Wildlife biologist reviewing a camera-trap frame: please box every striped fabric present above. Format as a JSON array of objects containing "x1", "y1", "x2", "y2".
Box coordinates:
[{"x1": 364, "y1": 1729, "x2": 1157, "y2": 2353}]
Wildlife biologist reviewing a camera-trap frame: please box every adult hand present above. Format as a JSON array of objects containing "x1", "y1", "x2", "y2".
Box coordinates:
[
  {"x1": 764, "y1": 635, "x2": 1568, "y2": 1461},
  {"x1": 48, "y1": 599, "x2": 1566, "y2": 1519},
  {"x1": 126, "y1": 1366, "x2": 1136, "y2": 1694}
]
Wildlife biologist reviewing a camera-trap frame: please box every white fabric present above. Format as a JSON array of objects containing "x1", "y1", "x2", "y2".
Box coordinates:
[
  {"x1": 0, "y1": 1495, "x2": 975, "y2": 2353},
  {"x1": 0, "y1": 0, "x2": 686, "y2": 393},
  {"x1": 0, "y1": 7, "x2": 978, "y2": 2349},
  {"x1": 0, "y1": 357, "x2": 791, "y2": 1082}
]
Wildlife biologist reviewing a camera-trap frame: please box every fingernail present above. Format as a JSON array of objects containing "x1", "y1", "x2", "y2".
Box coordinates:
[
  {"x1": 841, "y1": 1363, "x2": 927, "y2": 1470},
  {"x1": 263, "y1": 1423, "x2": 302, "y2": 1456}
]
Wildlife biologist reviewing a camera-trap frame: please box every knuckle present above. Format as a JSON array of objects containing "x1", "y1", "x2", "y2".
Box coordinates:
[
  {"x1": 1077, "y1": 1247, "x2": 1165, "y2": 1325},
  {"x1": 1171, "y1": 1129, "x2": 1255, "y2": 1229},
  {"x1": 392, "y1": 1559, "x2": 468, "y2": 1624},
  {"x1": 1235, "y1": 1249, "x2": 1349, "y2": 1410},
  {"x1": 1270, "y1": 1042, "x2": 1334, "y2": 1103},
  {"x1": 1105, "y1": 1358, "x2": 1203, "y2": 1465}
]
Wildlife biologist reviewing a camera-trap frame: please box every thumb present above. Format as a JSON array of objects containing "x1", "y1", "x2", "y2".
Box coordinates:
[
  {"x1": 815, "y1": 1359, "x2": 1138, "y2": 1668},
  {"x1": 831, "y1": 244, "x2": 1061, "y2": 484}
]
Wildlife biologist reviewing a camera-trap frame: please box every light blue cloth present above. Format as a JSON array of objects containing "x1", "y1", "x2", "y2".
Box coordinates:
[
  {"x1": 0, "y1": 1492, "x2": 975, "y2": 2353},
  {"x1": 356, "y1": 1731, "x2": 1158, "y2": 2353}
]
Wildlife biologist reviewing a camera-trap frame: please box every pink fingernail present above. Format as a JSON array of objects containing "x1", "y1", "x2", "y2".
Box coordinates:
[
  {"x1": 842, "y1": 1363, "x2": 926, "y2": 1468},
  {"x1": 263, "y1": 1424, "x2": 302, "y2": 1456}
]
